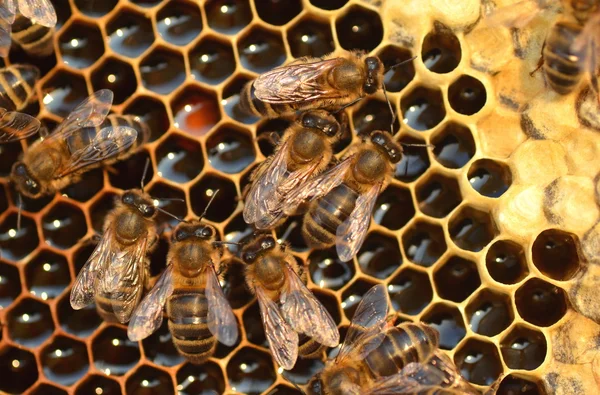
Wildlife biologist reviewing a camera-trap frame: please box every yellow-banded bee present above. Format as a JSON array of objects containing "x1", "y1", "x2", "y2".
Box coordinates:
[
  {"x1": 241, "y1": 233, "x2": 339, "y2": 370},
  {"x1": 0, "y1": 0, "x2": 56, "y2": 56},
  {"x1": 244, "y1": 110, "x2": 341, "y2": 230},
  {"x1": 307, "y1": 284, "x2": 480, "y2": 395},
  {"x1": 11, "y1": 13, "x2": 54, "y2": 57},
  {"x1": 0, "y1": 64, "x2": 41, "y2": 143}
]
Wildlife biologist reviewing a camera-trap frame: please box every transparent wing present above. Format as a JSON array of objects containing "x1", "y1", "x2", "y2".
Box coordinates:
[
  {"x1": 571, "y1": 13, "x2": 600, "y2": 79},
  {"x1": 18, "y1": 0, "x2": 56, "y2": 27},
  {"x1": 128, "y1": 264, "x2": 174, "y2": 341},
  {"x1": 206, "y1": 265, "x2": 239, "y2": 347},
  {"x1": 0, "y1": 109, "x2": 40, "y2": 143},
  {"x1": 0, "y1": 17, "x2": 11, "y2": 57},
  {"x1": 280, "y1": 263, "x2": 339, "y2": 348},
  {"x1": 0, "y1": 0, "x2": 16, "y2": 23},
  {"x1": 256, "y1": 286, "x2": 298, "y2": 370},
  {"x1": 336, "y1": 183, "x2": 380, "y2": 262},
  {"x1": 482, "y1": 0, "x2": 543, "y2": 29}
]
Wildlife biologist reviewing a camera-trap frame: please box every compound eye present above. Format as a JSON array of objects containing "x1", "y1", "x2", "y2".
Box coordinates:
[
  {"x1": 142, "y1": 205, "x2": 156, "y2": 217},
  {"x1": 15, "y1": 163, "x2": 27, "y2": 176},
  {"x1": 366, "y1": 56, "x2": 380, "y2": 71},
  {"x1": 389, "y1": 150, "x2": 401, "y2": 164},
  {"x1": 326, "y1": 122, "x2": 339, "y2": 136},
  {"x1": 370, "y1": 131, "x2": 385, "y2": 145},
  {"x1": 122, "y1": 192, "x2": 135, "y2": 204},
  {"x1": 175, "y1": 229, "x2": 187, "y2": 241},
  {"x1": 302, "y1": 113, "x2": 317, "y2": 128},
  {"x1": 262, "y1": 236, "x2": 276, "y2": 249},
  {"x1": 243, "y1": 252, "x2": 256, "y2": 263},
  {"x1": 200, "y1": 226, "x2": 214, "y2": 238},
  {"x1": 27, "y1": 180, "x2": 40, "y2": 194}
]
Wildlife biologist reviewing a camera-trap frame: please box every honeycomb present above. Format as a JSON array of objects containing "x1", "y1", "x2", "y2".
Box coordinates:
[{"x1": 0, "y1": 0, "x2": 598, "y2": 394}]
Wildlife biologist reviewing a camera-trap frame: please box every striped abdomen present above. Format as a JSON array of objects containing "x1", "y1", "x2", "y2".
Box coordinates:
[
  {"x1": 239, "y1": 81, "x2": 299, "y2": 118},
  {"x1": 0, "y1": 64, "x2": 39, "y2": 111},
  {"x1": 95, "y1": 284, "x2": 141, "y2": 323},
  {"x1": 571, "y1": 0, "x2": 598, "y2": 24},
  {"x1": 12, "y1": 14, "x2": 54, "y2": 57},
  {"x1": 299, "y1": 335, "x2": 326, "y2": 359},
  {"x1": 543, "y1": 21, "x2": 585, "y2": 95},
  {"x1": 167, "y1": 290, "x2": 217, "y2": 364}
]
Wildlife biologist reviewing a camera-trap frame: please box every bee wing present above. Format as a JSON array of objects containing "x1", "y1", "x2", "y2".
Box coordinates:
[
  {"x1": 254, "y1": 57, "x2": 346, "y2": 104},
  {"x1": 571, "y1": 13, "x2": 600, "y2": 77},
  {"x1": 17, "y1": 0, "x2": 56, "y2": 27},
  {"x1": 336, "y1": 183, "x2": 380, "y2": 262},
  {"x1": 0, "y1": 0, "x2": 16, "y2": 23},
  {"x1": 206, "y1": 265, "x2": 239, "y2": 347},
  {"x1": 128, "y1": 264, "x2": 175, "y2": 341},
  {"x1": 0, "y1": 109, "x2": 41, "y2": 143},
  {"x1": 255, "y1": 285, "x2": 299, "y2": 370},
  {"x1": 482, "y1": 0, "x2": 543, "y2": 29},
  {"x1": 280, "y1": 263, "x2": 339, "y2": 348}
]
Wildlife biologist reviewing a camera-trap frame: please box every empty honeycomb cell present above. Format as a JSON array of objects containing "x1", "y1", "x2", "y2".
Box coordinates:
[
  {"x1": 189, "y1": 36, "x2": 236, "y2": 85},
  {"x1": 204, "y1": 0, "x2": 252, "y2": 35},
  {"x1": 75, "y1": 375, "x2": 122, "y2": 395},
  {"x1": 501, "y1": 325, "x2": 547, "y2": 370},
  {"x1": 310, "y1": 0, "x2": 348, "y2": 10},
  {"x1": 515, "y1": 278, "x2": 568, "y2": 327},
  {"x1": 6, "y1": 298, "x2": 54, "y2": 347},
  {"x1": 156, "y1": 0, "x2": 203, "y2": 46},
  {"x1": 91, "y1": 58, "x2": 137, "y2": 105},
  {"x1": 255, "y1": 119, "x2": 289, "y2": 157},
  {"x1": 401, "y1": 220, "x2": 447, "y2": 267},
  {"x1": 255, "y1": 0, "x2": 302, "y2": 26},
  {"x1": 222, "y1": 76, "x2": 260, "y2": 124},
  {"x1": 486, "y1": 239, "x2": 529, "y2": 285},
  {"x1": 227, "y1": 347, "x2": 276, "y2": 394},
  {"x1": 373, "y1": 184, "x2": 415, "y2": 230},
  {"x1": 25, "y1": 250, "x2": 70, "y2": 300},
  {"x1": 41, "y1": 336, "x2": 89, "y2": 386},
  {"x1": 352, "y1": 98, "x2": 400, "y2": 136},
  {"x1": 244, "y1": 301, "x2": 267, "y2": 346},
  {"x1": 30, "y1": 383, "x2": 67, "y2": 395},
  {"x1": 0, "y1": 347, "x2": 38, "y2": 393},
  {"x1": 190, "y1": 176, "x2": 237, "y2": 221},
  {"x1": 377, "y1": 45, "x2": 417, "y2": 93},
  {"x1": 172, "y1": 87, "x2": 221, "y2": 137},
  {"x1": 497, "y1": 375, "x2": 545, "y2": 395},
  {"x1": 238, "y1": 27, "x2": 286, "y2": 73},
  {"x1": 125, "y1": 96, "x2": 170, "y2": 142},
  {"x1": 431, "y1": 122, "x2": 476, "y2": 169},
  {"x1": 341, "y1": 279, "x2": 378, "y2": 319},
  {"x1": 449, "y1": 206, "x2": 498, "y2": 252},
  {"x1": 388, "y1": 268, "x2": 433, "y2": 315},
  {"x1": 271, "y1": 384, "x2": 303, "y2": 395},
  {"x1": 155, "y1": 134, "x2": 204, "y2": 183},
  {"x1": 223, "y1": 213, "x2": 254, "y2": 250},
  {"x1": 421, "y1": 28, "x2": 461, "y2": 73},
  {"x1": 148, "y1": 236, "x2": 169, "y2": 277},
  {"x1": 140, "y1": 48, "x2": 186, "y2": 95},
  {"x1": 0, "y1": 262, "x2": 20, "y2": 309},
  {"x1": 434, "y1": 256, "x2": 480, "y2": 303},
  {"x1": 223, "y1": 261, "x2": 254, "y2": 309},
  {"x1": 421, "y1": 303, "x2": 466, "y2": 350},
  {"x1": 0, "y1": 142, "x2": 23, "y2": 176},
  {"x1": 308, "y1": 249, "x2": 355, "y2": 290},
  {"x1": 58, "y1": 22, "x2": 104, "y2": 69},
  {"x1": 416, "y1": 172, "x2": 462, "y2": 218},
  {"x1": 108, "y1": 151, "x2": 153, "y2": 190},
  {"x1": 0, "y1": 213, "x2": 39, "y2": 262},
  {"x1": 206, "y1": 126, "x2": 255, "y2": 174},
  {"x1": 41, "y1": 70, "x2": 88, "y2": 118},
  {"x1": 41, "y1": 202, "x2": 87, "y2": 249},
  {"x1": 335, "y1": 5, "x2": 383, "y2": 52},
  {"x1": 448, "y1": 75, "x2": 487, "y2": 115},
  {"x1": 313, "y1": 289, "x2": 342, "y2": 325},
  {"x1": 53, "y1": 0, "x2": 72, "y2": 28},
  {"x1": 468, "y1": 159, "x2": 512, "y2": 198},
  {"x1": 90, "y1": 192, "x2": 118, "y2": 233},
  {"x1": 466, "y1": 289, "x2": 513, "y2": 337},
  {"x1": 107, "y1": 9, "x2": 154, "y2": 58},
  {"x1": 176, "y1": 362, "x2": 225, "y2": 394},
  {"x1": 357, "y1": 232, "x2": 402, "y2": 279},
  {"x1": 125, "y1": 365, "x2": 175, "y2": 395},
  {"x1": 148, "y1": 183, "x2": 187, "y2": 226},
  {"x1": 61, "y1": 168, "x2": 105, "y2": 202},
  {"x1": 400, "y1": 86, "x2": 446, "y2": 131},
  {"x1": 142, "y1": 322, "x2": 185, "y2": 367},
  {"x1": 74, "y1": 0, "x2": 117, "y2": 16},
  {"x1": 287, "y1": 16, "x2": 335, "y2": 58},
  {"x1": 455, "y1": 338, "x2": 504, "y2": 386},
  {"x1": 92, "y1": 326, "x2": 141, "y2": 376},
  {"x1": 531, "y1": 229, "x2": 581, "y2": 281},
  {"x1": 56, "y1": 292, "x2": 102, "y2": 338}
]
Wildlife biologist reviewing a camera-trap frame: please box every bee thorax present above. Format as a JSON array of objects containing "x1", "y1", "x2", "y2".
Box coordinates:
[
  {"x1": 353, "y1": 149, "x2": 386, "y2": 183},
  {"x1": 177, "y1": 244, "x2": 209, "y2": 278},
  {"x1": 290, "y1": 130, "x2": 326, "y2": 163},
  {"x1": 114, "y1": 212, "x2": 147, "y2": 246},
  {"x1": 255, "y1": 257, "x2": 285, "y2": 290}
]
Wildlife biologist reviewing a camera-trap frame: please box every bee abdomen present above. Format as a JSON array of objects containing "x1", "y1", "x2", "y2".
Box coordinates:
[
  {"x1": 95, "y1": 286, "x2": 138, "y2": 323},
  {"x1": 239, "y1": 81, "x2": 294, "y2": 118},
  {"x1": 103, "y1": 115, "x2": 151, "y2": 152},
  {"x1": 298, "y1": 335, "x2": 326, "y2": 359},
  {"x1": 0, "y1": 64, "x2": 39, "y2": 112},
  {"x1": 544, "y1": 22, "x2": 585, "y2": 95},
  {"x1": 571, "y1": 0, "x2": 597, "y2": 23},
  {"x1": 12, "y1": 14, "x2": 54, "y2": 57}
]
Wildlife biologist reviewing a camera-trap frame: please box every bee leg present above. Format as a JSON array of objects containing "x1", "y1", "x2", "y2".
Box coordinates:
[{"x1": 530, "y1": 41, "x2": 546, "y2": 77}]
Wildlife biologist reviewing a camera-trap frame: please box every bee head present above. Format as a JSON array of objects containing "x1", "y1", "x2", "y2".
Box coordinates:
[
  {"x1": 370, "y1": 130, "x2": 402, "y2": 164},
  {"x1": 122, "y1": 190, "x2": 156, "y2": 218},
  {"x1": 173, "y1": 221, "x2": 216, "y2": 243},
  {"x1": 306, "y1": 376, "x2": 323, "y2": 395},
  {"x1": 241, "y1": 234, "x2": 277, "y2": 263},
  {"x1": 300, "y1": 111, "x2": 340, "y2": 137},
  {"x1": 363, "y1": 56, "x2": 384, "y2": 95},
  {"x1": 11, "y1": 162, "x2": 41, "y2": 198}
]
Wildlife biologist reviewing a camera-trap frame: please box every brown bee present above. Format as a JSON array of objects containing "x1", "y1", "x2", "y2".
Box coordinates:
[
  {"x1": 244, "y1": 110, "x2": 342, "y2": 230},
  {"x1": 306, "y1": 284, "x2": 481, "y2": 395},
  {"x1": 241, "y1": 234, "x2": 339, "y2": 370},
  {"x1": 11, "y1": 13, "x2": 54, "y2": 57},
  {"x1": 0, "y1": 0, "x2": 56, "y2": 56}
]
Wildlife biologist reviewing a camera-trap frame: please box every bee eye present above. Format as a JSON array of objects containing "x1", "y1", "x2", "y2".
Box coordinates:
[
  {"x1": 243, "y1": 252, "x2": 256, "y2": 263},
  {"x1": 262, "y1": 237, "x2": 276, "y2": 249},
  {"x1": 302, "y1": 113, "x2": 317, "y2": 128},
  {"x1": 370, "y1": 132, "x2": 385, "y2": 145},
  {"x1": 122, "y1": 193, "x2": 134, "y2": 204},
  {"x1": 142, "y1": 205, "x2": 155, "y2": 217},
  {"x1": 14, "y1": 163, "x2": 27, "y2": 176},
  {"x1": 365, "y1": 56, "x2": 380, "y2": 71},
  {"x1": 175, "y1": 229, "x2": 187, "y2": 241},
  {"x1": 197, "y1": 226, "x2": 213, "y2": 238}
]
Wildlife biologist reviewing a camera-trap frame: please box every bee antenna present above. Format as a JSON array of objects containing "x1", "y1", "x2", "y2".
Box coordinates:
[
  {"x1": 140, "y1": 157, "x2": 151, "y2": 193},
  {"x1": 155, "y1": 197, "x2": 185, "y2": 203},
  {"x1": 278, "y1": 221, "x2": 297, "y2": 243},
  {"x1": 281, "y1": 371, "x2": 307, "y2": 395},
  {"x1": 17, "y1": 194, "x2": 22, "y2": 231},
  {"x1": 399, "y1": 142, "x2": 434, "y2": 149},
  {"x1": 333, "y1": 97, "x2": 362, "y2": 114},
  {"x1": 387, "y1": 55, "x2": 418, "y2": 71},
  {"x1": 198, "y1": 189, "x2": 220, "y2": 221},
  {"x1": 155, "y1": 206, "x2": 187, "y2": 223},
  {"x1": 213, "y1": 240, "x2": 244, "y2": 247},
  {"x1": 381, "y1": 82, "x2": 396, "y2": 135}
]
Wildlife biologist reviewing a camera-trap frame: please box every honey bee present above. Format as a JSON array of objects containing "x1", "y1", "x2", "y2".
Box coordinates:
[
  {"x1": 0, "y1": 0, "x2": 56, "y2": 56},
  {"x1": 10, "y1": 90, "x2": 144, "y2": 199},
  {"x1": 11, "y1": 13, "x2": 54, "y2": 57},
  {"x1": 306, "y1": 284, "x2": 480, "y2": 395},
  {"x1": 241, "y1": 234, "x2": 339, "y2": 370},
  {"x1": 244, "y1": 110, "x2": 342, "y2": 230}
]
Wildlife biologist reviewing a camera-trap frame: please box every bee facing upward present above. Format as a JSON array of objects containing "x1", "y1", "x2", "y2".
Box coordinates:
[{"x1": 0, "y1": 0, "x2": 57, "y2": 56}]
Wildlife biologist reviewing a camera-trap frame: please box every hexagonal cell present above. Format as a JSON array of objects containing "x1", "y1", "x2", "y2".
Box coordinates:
[
  {"x1": 227, "y1": 347, "x2": 276, "y2": 394},
  {"x1": 378, "y1": 45, "x2": 416, "y2": 93},
  {"x1": 310, "y1": 0, "x2": 348, "y2": 10},
  {"x1": 140, "y1": 47, "x2": 186, "y2": 94},
  {"x1": 486, "y1": 239, "x2": 529, "y2": 285},
  {"x1": 434, "y1": 256, "x2": 480, "y2": 303},
  {"x1": 41, "y1": 336, "x2": 89, "y2": 386},
  {"x1": 149, "y1": 236, "x2": 170, "y2": 278},
  {"x1": 421, "y1": 303, "x2": 466, "y2": 350},
  {"x1": 0, "y1": 213, "x2": 39, "y2": 262},
  {"x1": 238, "y1": 26, "x2": 286, "y2": 73},
  {"x1": 243, "y1": 301, "x2": 267, "y2": 347},
  {"x1": 416, "y1": 173, "x2": 462, "y2": 218},
  {"x1": 454, "y1": 338, "x2": 503, "y2": 386},
  {"x1": 341, "y1": 279, "x2": 379, "y2": 320},
  {"x1": 389, "y1": 268, "x2": 433, "y2": 315},
  {"x1": 172, "y1": 86, "x2": 221, "y2": 137},
  {"x1": 177, "y1": 362, "x2": 225, "y2": 394},
  {"x1": 41, "y1": 202, "x2": 87, "y2": 249},
  {"x1": 0, "y1": 262, "x2": 20, "y2": 309},
  {"x1": 468, "y1": 159, "x2": 512, "y2": 198},
  {"x1": 92, "y1": 326, "x2": 141, "y2": 376},
  {"x1": 125, "y1": 95, "x2": 170, "y2": 142},
  {"x1": 41, "y1": 70, "x2": 88, "y2": 117},
  {"x1": 449, "y1": 75, "x2": 487, "y2": 115},
  {"x1": 76, "y1": 375, "x2": 122, "y2": 395},
  {"x1": 401, "y1": 86, "x2": 446, "y2": 131},
  {"x1": 91, "y1": 58, "x2": 137, "y2": 105},
  {"x1": 373, "y1": 185, "x2": 415, "y2": 230},
  {"x1": 432, "y1": 122, "x2": 476, "y2": 169},
  {"x1": 61, "y1": 168, "x2": 104, "y2": 202},
  {"x1": 143, "y1": 321, "x2": 185, "y2": 367},
  {"x1": 189, "y1": 36, "x2": 236, "y2": 85},
  {"x1": 58, "y1": 22, "x2": 104, "y2": 69},
  {"x1": 190, "y1": 176, "x2": 237, "y2": 222},
  {"x1": 25, "y1": 250, "x2": 70, "y2": 300},
  {"x1": 30, "y1": 383, "x2": 67, "y2": 395},
  {"x1": 336, "y1": 5, "x2": 383, "y2": 52},
  {"x1": 0, "y1": 347, "x2": 38, "y2": 393},
  {"x1": 501, "y1": 325, "x2": 547, "y2": 370},
  {"x1": 357, "y1": 232, "x2": 402, "y2": 279},
  {"x1": 222, "y1": 260, "x2": 254, "y2": 309},
  {"x1": 222, "y1": 76, "x2": 260, "y2": 124},
  {"x1": 449, "y1": 206, "x2": 498, "y2": 252},
  {"x1": 515, "y1": 278, "x2": 568, "y2": 327},
  {"x1": 156, "y1": 0, "x2": 202, "y2": 46},
  {"x1": 107, "y1": 9, "x2": 154, "y2": 58},
  {"x1": 309, "y1": 249, "x2": 356, "y2": 291},
  {"x1": 155, "y1": 134, "x2": 203, "y2": 183},
  {"x1": 466, "y1": 289, "x2": 513, "y2": 336},
  {"x1": 205, "y1": 0, "x2": 252, "y2": 34},
  {"x1": 7, "y1": 297, "x2": 54, "y2": 347},
  {"x1": 75, "y1": 0, "x2": 117, "y2": 16},
  {"x1": 206, "y1": 125, "x2": 255, "y2": 174},
  {"x1": 287, "y1": 16, "x2": 335, "y2": 58},
  {"x1": 394, "y1": 136, "x2": 431, "y2": 182},
  {"x1": 148, "y1": 183, "x2": 187, "y2": 227},
  {"x1": 353, "y1": 98, "x2": 400, "y2": 136},
  {"x1": 532, "y1": 229, "x2": 581, "y2": 281},
  {"x1": 402, "y1": 220, "x2": 447, "y2": 267},
  {"x1": 108, "y1": 151, "x2": 153, "y2": 190},
  {"x1": 90, "y1": 192, "x2": 118, "y2": 233},
  {"x1": 256, "y1": 0, "x2": 301, "y2": 26},
  {"x1": 126, "y1": 365, "x2": 175, "y2": 394},
  {"x1": 57, "y1": 291, "x2": 102, "y2": 338},
  {"x1": 421, "y1": 28, "x2": 461, "y2": 73},
  {"x1": 497, "y1": 375, "x2": 545, "y2": 395}
]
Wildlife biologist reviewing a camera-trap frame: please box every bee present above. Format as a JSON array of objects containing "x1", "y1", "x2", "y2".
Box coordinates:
[
  {"x1": 0, "y1": 0, "x2": 56, "y2": 56},
  {"x1": 244, "y1": 110, "x2": 342, "y2": 230},
  {"x1": 11, "y1": 13, "x2": 54, "y2": 57},
  {"x1": 10, "y1": 89, "x2": 145, "y2": 199},
  {"x1": 306, "y1": 284, "x2": 480, "y2": 395},
  {"x1": 241, "y1": 233, "x2": 339, "y2": 370}
]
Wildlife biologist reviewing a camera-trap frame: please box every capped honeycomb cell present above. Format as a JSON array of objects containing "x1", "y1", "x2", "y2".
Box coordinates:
[
  {"x1": 0, "y1": 346, "x2": 38, "y2": 393},
  {"x1": 486, "y1": 239, "x2": 529, "y2": 285},
  {"x1": 455, "y1": 338, "x2": 504, "y2": 386},
  {"x1": 0, "y1": 262, "x2": 21, "y2": 309},
  {"x1": 373, "y1": 184, "x2": 415, "y2": 230},
  {"x1": 41, "y1": 202, "x2": 87, "y2": 249},
  {"x1": 147, "y1": 183, "x2": 187, "y2": 227},
  {"x1": 155, "y1": 133, "x2": 204, "y2": 183},
  {"x1": 125, "y1": 96, "x2": 170, "y2": 142},
  {"x1": 515, "y1": 278, "x2": 568, "y2": 327},
  {"x1": 25, "y1": 250, "x2": 70, "y2": 300},
  {"x1": 142, "y1": 322, "x2": 185, "y2": 367},
  {"x1": 401, "y1": 86, "x2": 446, "y2": 131},
  {"x1": 6, "y1": 297, "x2": 54, "y2": 347},
  {"x1": 421, "y1": 303, "x2": 466, "y2": 350},
  {"x1": 106, "y1": 9, "x2": 154, "y2": 58},
  {"x1": 125, "y1": 365, "x2": 174, "y2": 395},
  {"x1": 341, "y1": 279, "x2": 378, "y2": 319},
  {"x1": 237, "y1": 26, "x2": 286, "y2": 73},
  {"x1": 176, "y1": 362, "x2": 225, "y2": 394},
  {"x1": 352, "y1": 98, "x2": 400, "y2": 136},
  {"x1": 92, "y1": 326, "x2": 141, "y2": 376},
  {"x1": 357, "y1": 232, "x2": 402, "y2": 279},
  {"x1": 500, "y1": 325, "x2": 547, "y2": 370},
  {"x1": 449, "y1": 205, "x2": 498, "y2": 252},
  {"x1": 431, "y1": 122, "x2": 476, "y2": 169},
  {"x1": 309, "y1": 248, "x2": 356, "y2": 290},
  {"x1": 394, "y1": 136, "x2": 431, "y2": 182},
  {"x1": 189, "y1": 36, "x2": 236, "y2": 85},
  {"x1": 336, "y1": 5, "x2": 383, "y2": 52},
  {"x1": 204, "y1": 0, "x2": 252, "y2": 35},
  {"x1": 75, "y1": 0, "x2": 117, "y2": 16},
  {"x1": 434, "y1": 256, "x2": 480, "y2": 303},
  {"x1": 255, "y1": 0, "x2": 302, "y2": 26},
  {"x1": 30, "y1": 383, "x2": 67, "y2": 395},
  {"x1": 41, "y1": 336, "x2": 89, "y2": 386},
  {"x1": 378, "y1": 45, "x2": 416, "y2": 93},
  {"x1": 402, "y1": 220, "x2": 447, "y2": 267},
  {"x1": 227, "y1": 347, "x2": 276, "y2": 394},
  {"x1": 531, "y1": 229, "x2": 581, "y2": 281},
  {"x1": 287, "y1": 16, "x2": 335, "y2": 58},
  {"x1": 58, "y1": 22, "x2": 104, "y2": 69},
  {"x1": 497, "y1": 375, "x2": 545, "y2": 395},
  {"x1": 156, "y1": 0, "x2": 203, "y2": 46},
  {"x1": 108, "y1": 151, "x2": 153, "y2": 190},
  {"x1": 466, "y1": 289, "x2": 513, "y2": 337},
  {"x1": 422, "y1": 28, "x2": 461, "y2": 73},
  {"x1": 206, "y1": 125, "x2": 255, "y2": 174},
  {"x1": 468, "y1": 159, "x2": 512, "y2": 198},
  {"x1": 416, "y1": 172, "x2": 462, "y2": 218},
  {"x1": 0, "y1": 213, "x2": 39, "y2": 262},
  {"x1": 139, "y1": 47, "x2": 186, "y2": 95},
  {"x1": 91, "y1": 58, "x2": 138, "y2": 105},
  {"x1": 57, "y1": 291, "x2": 102, "y2": 338},
  {"x1": 75, "y1": 375, "x2": 122, "y2": 395},
  {"x1": 388, "y1": 268, "x2": 433, "y2": 315},
  {"x1": 190, "y1": 175, "x2": 237, "y2": 222},
  {"x1": 42, "y1": 70, "x2": 88, "y2": 118},
  {"x1": 448, "y1": 75, "x2": 487, "y2": 115},
  {"x1": 61, "y1": 168, "x2": 105, "y2": 202}
]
